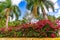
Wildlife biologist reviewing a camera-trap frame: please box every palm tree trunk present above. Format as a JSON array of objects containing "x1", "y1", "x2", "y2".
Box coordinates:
[
  {"x1": 42, "y1": 8, "x2": 48, "y2": 20},
  {"x1": 6, "y1": 14, "x2": 9, "y2": 29},
  {"x1": 32, "y1": 4, "x2": 39, "y2": 18},
  {"x1": 5, "y1": 8, "x2": 10, "y2": 29}
]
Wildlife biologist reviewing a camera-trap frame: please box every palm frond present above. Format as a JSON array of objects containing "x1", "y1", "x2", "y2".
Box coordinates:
[
  {"x1": 12, "y1": 5, "x2": 21, "y2": 20},
  {"x1": 43, "y1": 2, "x2": 49, "y2": 11},
  {"x1": 0, "y1": 2, "x2": 7, "y2": 12},
  {"x1": 9, "y1": 10, "x2": 14, "y2": 19},
  {"x1": 5, "y1": 0, "x2": 12, "y2": 8},
  {"x1": 45, "y1": 0, "x2": 54, "y2": 12},
  {"x1": 37, "y1": 7, "x2": 40, "y2": 15},
  {"x1": 26, "y1": 2, "x2": 33, "y2": 10}
]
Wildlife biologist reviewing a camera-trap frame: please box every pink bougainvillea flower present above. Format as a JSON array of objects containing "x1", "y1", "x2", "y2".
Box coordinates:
[
  {"x1": 8, "y1": 27, "x2": 13, "y2": 31},
  {"x1": 14, "y1": 26, "x2": 20, "y2": 31},
  {"x1": 21, "y1": 23, "x2": 29, "y2": 28},
  {"x1": 46, "y1": 28, "x2": 50, "y2": 31},
  {"x1": 58, "y1": 25, "x2": 60, "y2": 28},
  {"x1": 51, "y1": 33, "x2": 56, "y2": 38},
  {"x1": 1, "y1": 28, "x2": 5, "y2": 32}
]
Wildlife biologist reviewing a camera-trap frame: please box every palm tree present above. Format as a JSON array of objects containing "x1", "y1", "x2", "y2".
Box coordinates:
[
  {"x1": 0, "y1": 0, "x2": 21, "y2": 29},
  {"x1": 26, "y1": 0, "x2": 54, "y2": 20}
]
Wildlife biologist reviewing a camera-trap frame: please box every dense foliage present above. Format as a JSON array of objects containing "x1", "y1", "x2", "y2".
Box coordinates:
[
  {"x1": 0, "y1": 0, "x2": 21, "y2": 28},
  {"x1": 0, "y1": 18, "x2": 28, "y2": 28},
  {"x1": 0, "y1": 18, "x2": 6, "y2": 28},
  {"x1": 0, "y1": 0, "x2": 59, "y2": 38},
  {"x1": 0, "y1": 20, "x2": 59, "y2": 38}
]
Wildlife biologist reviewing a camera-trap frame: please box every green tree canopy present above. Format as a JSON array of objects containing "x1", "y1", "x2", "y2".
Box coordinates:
[
  {"x1": 0, "y1": 0, "x2": 21, "y2": 28},
  {"x1": 26, "y1": 0, "x2": 54, "y2": 20}
]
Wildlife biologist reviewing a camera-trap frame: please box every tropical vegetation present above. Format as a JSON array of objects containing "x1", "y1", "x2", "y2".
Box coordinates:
[
  {"x1": 0, "y1": 0, "x2": 59, "y2": 38},
  {"x1": 0, "y1": 0, "x2": 21, "y2": 29},
  {"x1": 26, "y1": 0, "x2": 54, "y2": 20},
  {"x1": 0, "y1": 20, "x2": 59, "y2": 38}
]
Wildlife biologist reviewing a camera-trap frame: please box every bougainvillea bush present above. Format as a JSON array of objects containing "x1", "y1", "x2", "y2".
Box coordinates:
[{"x1": 0, "y1": 20, "x2": 59, "y2": 38}]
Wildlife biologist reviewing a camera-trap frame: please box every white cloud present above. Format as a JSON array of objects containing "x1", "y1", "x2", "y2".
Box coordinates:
[
  {"x1": 0, "y1": 0, "x2": 22, "y2": 5},
  {"x1": 50, "y1": 0, "x2": 60, "y2": 9},
  {"x1": 48, "y1": 0, "x2": 60, "y2": 18},
  {"x1": 12, "y1": 0, "x2": 22, "y2": 5},
  {"x1": 54, "y1": 2, "x2": 60, "y2": 9},
  {"x1": 0, "y1": 0, "x2": 5, "y2": 1},
  {"x1": 51, "y1": 0, "x2": 57, "y2": 3},
  {"x1": 55, "y1": 10, "x2": 60, "y2": 18}
]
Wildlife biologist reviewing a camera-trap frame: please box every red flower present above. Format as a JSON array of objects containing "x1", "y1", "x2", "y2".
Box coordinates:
[
  {"x1": 14, "y1": 26, "x2": 21, "y2": 31},
  {"x1": 38, "y1": 25, "x2": 44, "y2": 29},
  {"x1": 53, "y1": 27, "x2": 59, "y2": 31},
  {"x1": 46, "y1": 28, "x2": 50, "y2": 31},
  {"x1": 1, "y1": 28, "x2": 5, "y2": 32},
  {"x1": 51, "y1": 33, "x2": 56, "y2": 38},
  {"x1": 21, "y1": 23, "x2": 28, "y2": 28},
  {"x1": 8, "y1": 27, "x2": 13, "y2": 31},
  {"x1": 58, "y1": 25, "x2": 60, "y2": 28}
]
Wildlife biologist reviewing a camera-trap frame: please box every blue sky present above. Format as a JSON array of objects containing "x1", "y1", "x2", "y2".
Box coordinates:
[
  {"x1": 18, "y1": 0, "x2": 60, "y2": 19},
  {"x1": 18, "y1": 1, "x2": 27, "y2": 19}
]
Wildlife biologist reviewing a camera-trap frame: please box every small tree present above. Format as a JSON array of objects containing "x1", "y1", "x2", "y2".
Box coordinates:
[{"x1": 0, "y1": 0, "x2": 21, "y2": 29}]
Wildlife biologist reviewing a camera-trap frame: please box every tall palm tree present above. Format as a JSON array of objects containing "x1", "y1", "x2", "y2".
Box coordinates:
[
  {"x1": 0, "y1": 0, "x2": 21, "y2": 29},
  {"x1": 26, "y1": 0, "x2": 54, "y2": 20}
]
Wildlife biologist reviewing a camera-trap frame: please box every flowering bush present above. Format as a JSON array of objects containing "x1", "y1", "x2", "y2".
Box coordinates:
[
  {"x1": 56, "y1": 19, "x2": 60, "y2": 28},
  {"x1": 0, "y1": 20, "x2": 59, "y2": 38}
]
